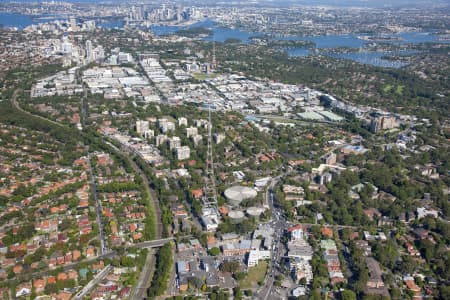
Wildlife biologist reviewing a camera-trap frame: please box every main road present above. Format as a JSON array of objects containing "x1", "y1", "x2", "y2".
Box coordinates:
[{"x1": 257, "y1": 175, "x2": 290, "y2": 300}]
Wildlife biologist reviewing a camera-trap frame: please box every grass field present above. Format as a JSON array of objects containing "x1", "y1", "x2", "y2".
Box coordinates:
[
  {"x1": 239, "y1": 260, "x2": 268, "y2": 289},
  {"x1": 192, "y1": 72, "x2": 220, "y2": 80},
  {"x1": 383, "y1": 84, "x2": 404, "y2": 95},
  {"x1": 382, "y1": 84, "x2": 393, "y2": 93},
  {"x1": 395, "y1": 85, "x2": 404, "y2": 95}
]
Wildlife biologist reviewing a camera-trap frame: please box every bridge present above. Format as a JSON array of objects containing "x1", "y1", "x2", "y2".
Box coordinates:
[{"x1": 131, "y1": 237, "x2": 175, "y2": 249}]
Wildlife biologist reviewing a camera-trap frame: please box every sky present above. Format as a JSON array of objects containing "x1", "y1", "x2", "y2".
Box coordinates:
[{"x1": 8, "y1": 0, "x2": 450, "y2": 7}]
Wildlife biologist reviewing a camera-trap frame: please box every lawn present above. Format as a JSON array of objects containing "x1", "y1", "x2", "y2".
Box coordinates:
[
  {"x1": 395, "y1": 85, "x2": 404, "y2": 95},
  {"x1": 261, "y1": 115, "x2": 296, "y2": 124},
  {"x1": 239, "y1": 260, "x2": 268, "y2": 289},
  {"x1": 192, "y1": 72, "x2": 220, "y2": 80},
  {"x1": 382, "y1": 84, "x2": 393, "y2": 93}
]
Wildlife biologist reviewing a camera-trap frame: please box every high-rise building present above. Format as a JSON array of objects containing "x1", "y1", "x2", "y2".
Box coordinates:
[
  {"x1": 186, "y1": 127, "x2": 198, "y2": 138},
  {"x1": 176, "y1": 146, "x2": 190, "y2": 160},
  {"x1": 85, "y1": 40, "x2": 93, "y2": 61},
  {"x1": 178, "y1": 117, "x2": 188, "y2": 127},
  {"x1": 168, "y1": 137, "x2": 182, "y2": 150},
  {"x1": 370, "y1": 115, "x2": 397, "y2": 133},
  {"x1": 213, "y1": 133, "x2": 225, "y2": 144},
  {"x1": 192, "y1": 134, "x2": 203, "y2": 147},
  {"x1": 93, "y1": 46, "x2": 105, "y2": 61},
  {"x1": 70, "y1": 17, "x2": 77, "y2": 31},
  {"x1": 136, "y1": 120, "x2": 149, "y2": 135},
  {"x1": 156, "y1": 134, "x2": 168, "y2": 146}
]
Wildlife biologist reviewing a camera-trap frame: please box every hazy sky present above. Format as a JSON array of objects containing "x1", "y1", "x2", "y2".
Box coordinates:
[{"x1": 10, "y1": 0, "x2": 450, "y2": 6}]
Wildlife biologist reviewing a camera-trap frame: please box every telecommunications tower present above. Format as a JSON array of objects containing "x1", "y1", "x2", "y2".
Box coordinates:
[{"x1": 203, "y1": 101, "x2": 217, "y2": 205}]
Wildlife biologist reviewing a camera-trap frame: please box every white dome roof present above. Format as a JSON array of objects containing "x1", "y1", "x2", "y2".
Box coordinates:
[
  {"x1": 246, "y1": 207, "x2": 265, "y2": 216},
  {"x1": 228, "y1": 210, "x2": 245, "y2": 219},
  {"x1": 224, "y1": 186, "x2": 257, "y2": 203}
]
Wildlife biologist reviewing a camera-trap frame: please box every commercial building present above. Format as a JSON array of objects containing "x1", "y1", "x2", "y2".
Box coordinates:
[
  {"x1": 247, "y1": 250, "x2": 271, "y2": 267},
  {"x1": 370, "y1": 115, "x2": 397, "y2": 133},
  {"x1": 286, "y1": 224, "x2": 313, "y2": 284}
]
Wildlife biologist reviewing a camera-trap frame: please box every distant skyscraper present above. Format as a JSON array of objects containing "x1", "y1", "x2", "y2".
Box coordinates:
[
  {"x1": 85, "y1": 40, "x2": 93, "y2": 61},
  {"x1": 70, "y1": 17, "x2": 77, "y2": 31}
]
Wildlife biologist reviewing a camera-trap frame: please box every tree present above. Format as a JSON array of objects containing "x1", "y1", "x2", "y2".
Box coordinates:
[
  {"x1": 120, "y1": 256, "x2": 136, "y2": 267},
  {"x1": 234, "y1": 272, "x2": 246, "y2": 281},
  {"x1": 187, "y1": 276, "x2": 203, "y2": 290},
  {"x1": 418, "y1": 239, "x2": 435, "y2": 262},
  {"x1": 209, "y1": 247, "x2": 220, "y2": 256},
  {"x1": 439, "y1": 285, "x2": 450, "y2": 300},
  {"x1": 220, "y1": 261, "x2": 240, "y2": 273},
  {"x1": 341, "y1": 290, "x2": 357, "y2": 300},
  {"x1": 234, "y1": 287, "x2": 243, "y2": 300},
  {"x1": 147, "y1": 243, "x2": 173, "y2": 297}
]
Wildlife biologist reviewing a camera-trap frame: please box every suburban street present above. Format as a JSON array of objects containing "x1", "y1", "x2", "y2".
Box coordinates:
[{"x1": 87, "y1": 152, "x2": 107, "y2": 255}]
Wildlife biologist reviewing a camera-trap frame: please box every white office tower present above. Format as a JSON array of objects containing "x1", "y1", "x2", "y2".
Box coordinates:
[{"x1": 85, "y1": 40, "x2": 93, "y2": 61}]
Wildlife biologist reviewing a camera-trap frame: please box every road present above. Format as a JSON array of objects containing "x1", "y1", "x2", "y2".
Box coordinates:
[
  {"x1": 87, "y1": 152, "x2": 107, "y2": 255},
  {"x1": 3, "y1": 251, "x2": 116, "y2": 285},
  {"x1": 258, "y1": 175, "x2": 288, "y2": 300},
  {"x1": 73, "y1": 265, "x2": 113, "y2": 300},
  {"x1": 131, "y1": 237, "x2": 174, "y2": 249},
  {"x1": 10, "y1": 89, "x2": 62, "y2": 128}
]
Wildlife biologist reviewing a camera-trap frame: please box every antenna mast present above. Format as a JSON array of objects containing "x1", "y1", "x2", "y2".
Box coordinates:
[{"x1": 203, "y1": 101, "x2": 217, "y2": 206}]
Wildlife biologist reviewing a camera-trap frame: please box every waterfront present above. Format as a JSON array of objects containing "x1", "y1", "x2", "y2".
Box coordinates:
[
  {"x1": 0, "y1": 12, "x2": 36, "y2": 29},
  {"x1": 2, "y1": 12, "x2": 447, "y2": 68},
  {"x1": 150, "y1": 20, "x2": 448, "y2": 68},
  {"x1": 151, "y1": 19, "x2": 264, "y2": 43}
]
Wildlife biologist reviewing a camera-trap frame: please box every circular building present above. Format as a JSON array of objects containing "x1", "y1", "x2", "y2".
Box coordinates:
[
  {"x1": 292, "y1": 287, "x2": 307, "y2": 297},
  {"x1": 224, "y1": 186, "x2": 257, "y2": 206},
  {"x1": 246, "y1": 207, "x2": 265, "y2": 218},
  {"x1": 228, "y1": 210, "x2": 245, "y2": 223}
]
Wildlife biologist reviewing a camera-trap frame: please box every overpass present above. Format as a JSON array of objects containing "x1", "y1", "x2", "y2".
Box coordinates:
[{"x1": 131, "y1": 237, "x2": 175, "y2": 249}]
